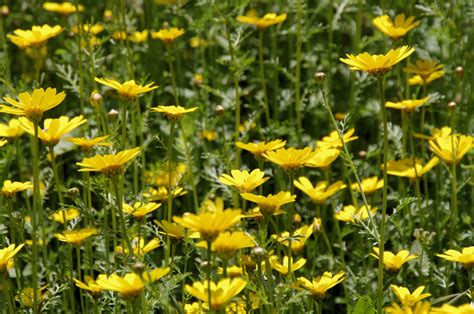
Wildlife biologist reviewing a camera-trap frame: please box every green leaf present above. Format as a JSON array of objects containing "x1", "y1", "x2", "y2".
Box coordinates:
[{"x1": 352, "y1": 295, "x2": 375, "y2": 314}]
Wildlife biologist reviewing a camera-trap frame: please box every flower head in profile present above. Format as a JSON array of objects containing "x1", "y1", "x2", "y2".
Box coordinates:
[
  {"x1": 317, "y1": 128, "x2": 358, "y2": 150},
  {"x1": 1, "y1": 180, "x2": 33, "y2": 197},
  {"x1": 49, "y1": 208, "x2": 80, "y2": 224},
  {"x1": 351, "y1": 176, "x2": 384, "y2": 194},
  {"x1": 340, "y1": 46, "x2": 415, "y2": 75},
  {"x1": 429, "y1": 130, "x2": 473, "y2": 164},
  {"x1": 0, "y1": 119, "x2": 25, "y2": 139},
  {"x1": 405, "y1": 60, "x2": 443, "y2": 79},
  {"x1": 67, "y1": 135, "x2": 111, "y2": 154},
  {"x1": 0, "y1": 139, "x2": 6, "y2": 147},
  {"x1": 237, "y1": 11, "x2": 287, "y2": 29},
  {"x1": 8, "y1": 24, "x2": 63, "y2": 48},
  {"x1": 0, "y1": 243, "x2": 25, "y2": 272},
  {"x1": 390, "y1": 285, "x2": 431, "y2": 307},
  {"x1": 241, "y1": 191, "x2": 295, "y2": 215},
  {"x1": 296, "y1": 271, "x2": 346, "y2": 299},
  {"x1": 334, "y1": 205, "x2": 378, "y2": 224},
  {"x1": 123, "y1": 202, "x2": 160, "y2": 220},
  {"x1": 219, "y1": 169, "x2": 269, "y2": 193},
  {"x1": 185, "y1": 278, "x2": 247, "y2": 311},
  {"x1": 273, "y1": 222, "x2": 316, "y2": 253},
  {"x1": 173, "y1": 208, "x2": 241, "y2": 241},
  {"x1": 151, "y1": 105, "x2": 198, "y2": 121},
  {"x1": 72, "y1": 24, "x2": 104, "y2": 36},
  {"x1": 54, "y1": 228, "x2": 97, "y2": 246},
  {"x1": 74, "y1": 275, "x2": 106, "y2": 297},
  {"x1": 154, "y1": 220, "x2": 193, "y2": 241},
  {"x1": 371, "y1": 247, "x2": 417, "y2": 272},
  {"x1": 305, "y1": 147, "x2": 341, "y2": 168},
  {"x1": 197, "y1": 231, "x2": 256, "y2": 259},
  {"x1": 17, "y1": 286, "x2": 48, "y2": 308},
  {"x1": 144, "y1": 186, "x2": 187, "y2": 202},
  {"x1": 95, "y1": 77, "x2": 158, "y2": 99},
  {"x1": 385, "y1": 301, "x2": 431, "y2": 314},
  {"x1": 294, "y1": 177, "x2": 346, "y2": 204},
  {"x1": 372, "y1": 13, "x2": 420, "y2": 39},
  {"x1": 269, "y1": 255, "x2": 306, "y2": 275},
  {"x1": 115, "y1": 237, "x2": 160, "y2": 256},
  {"x1": 76, "y1": 147, "x2": 140, "y2": 176},
  {"x1": 20, "y1": 115, "x2": 87, "y2": 146},
  {"x1": 151, "y1": 27, "x2": 185, "y2": 44},
  {"x1": 1, "y1": 87, "x2": 66, "y2": 122},
  {"x1": 408, "y1": 71, "x2": 444, "y2": 86},
  {"x1": 96, "y1": 273, "x2": 144, "y2": 299},
  {"x1": 437, "y1": 246, "x2": 474, "y2": 268},
  {"x1": 385, "y1": 97, "x2": 429, "y2": 113},
  {"x1": 128, "y1": 30, "x2": 149, "y2": 43},
  {"x1": 385, "y1": 157, "x2": 440, "y2": 179},
  {"x1": 43, "y1": 2, "x2": 84, "y2": 16},
  {"x1": 236, "y1": 139, "x2": 286, "y2": 157},
  {"x1": 430, "y1": 303, "x2": 474, "y2": 313},
  {"x1": 263, "y1": 147, "x2": 316, "y2": 171}
]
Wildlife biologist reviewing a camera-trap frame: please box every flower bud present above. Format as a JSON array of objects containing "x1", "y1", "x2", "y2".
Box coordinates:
[
  {"x1": 215, "y1": 105, "x2": 225, "y2": 116},
  {"x1": 132, "y1": 262, "x2": 146, "y2": 274},
  {"x1": 67, "y1": 187, "x2": 80, "y2": 198},
  {"x1": 251, "y1": 247, "x2": 266, "y2": 262},
  {"x1": 108, "y1": 109, "x2": 119, "y2": 120},
  {"x1": 1, "y1": 5, "x2": 9, "y2": 16},
  {"x1": 90, "y1": 90, "x2": 103, "y2": 107},
  {"x1": 455, "y1": 66, "x2": 463, "y2": 78},
  {"x1": 313, "y1": 72, "x2": 326, "y2": 83},
  {"x1": 358, "y1": 150, "x2": 367, "y2": 158},
  {"x1": 447, "y1": 101, "x2": 457, "y2": 112},
  {"x1": 103, "y1": 9, "x2": 112, "y2": 22}
]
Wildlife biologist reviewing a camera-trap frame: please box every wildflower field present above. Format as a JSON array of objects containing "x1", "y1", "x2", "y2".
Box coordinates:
[{"x1": 0, "y1": 0, "x2": 472, "y2": 313}]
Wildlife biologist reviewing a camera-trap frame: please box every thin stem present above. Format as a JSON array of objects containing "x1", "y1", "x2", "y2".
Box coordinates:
[
  {"x1": 258, "y1": 30, "x2": 271, "y2": 128},
  {"x1": 165, "y1": 121, "x2": 176, "y2": 266},
  {"x1": 32, "y1": 120, "x2": 40, "y2": 314},
  {"x1": 376, "y1": 76, "x2": 388, "y2": 314},
  {"x1": 449, "y1": 111, "x2": 458, "y2": 229},
  {"x1": 166, "y1": 44, "x2": 179, "y2": 105},
  {"x1": 121, "y1": 98, "x2": 129, "y2": 149},
  {"x1": 74, "y1": 0, "x2": 85, "y2": 115},
  {"x1": 207, "y1": 241, "x2": 212, "y2": 308},
  {"x1": 295, "y1": 0, "x2": 303, "y2": 143},
  {"x1": 113, "y1": 175, "x2": 132, "y2": 253},
  {"x1": 48, "y1": 146, "x2": 65, "y2": 205},
  {"x1": 0, "y1": 14, "x2": 10, "y2": 82}
]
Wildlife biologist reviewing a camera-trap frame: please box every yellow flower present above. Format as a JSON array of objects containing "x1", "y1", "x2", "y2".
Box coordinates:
[
  {"x1": 67, "y1": 135, "x2": 111, "y2": 153},
  {"x1": 189, "y1": 37, "x2": 208, "y2": 48},
  {"x1": 151, "y1": 27, "x2": 185, "y2": 44},
  {"x1": 8, "y1": 24, "x2": 63, "y2": 48},
  {"x1": 123, "y1": 202, "x2": 160, "y2": 220},
  {"x1": 112, "y1": 31, "x2": 127, "y2": 41},
  {"x1": 408, "y1": 71, "x2": 444, "y2": 86},
  {"x1": 173, "y1": 209, "x2": 242, "y2": 241},
  {"x1": 217, "y1": 265, "x2": 244, "y2": 278},
  {"x1": 54, "y1": 228, "x2": 98, "y2": 246},
  {"x1": 144, "y1": 186, "x2": 187, "y2": 202},
  {"x1": 74, "y1": 275, "x2": 106, "y2": 296},
  {"x1": 437, "y1": 246, "x2": 474, "y2": 268},
  {"x1": 42, "y1": 2, "x2": 84, "y2": 15},
  {"x1": 0, "y1": 119, "x2": 25, "y2": 139},
  {"x1": 385, "y1": 301, "x2": 431, "y2": 314},
  {"x1": 76, "y1": 147, "x2": 140, "y2": 176},
  {"x1": 305, "y1": 148, "x2": 341, "y2": 168},
  {"x1": 185, "y1": 278, "x2": 247, "y2": 311},
  {"x1": 154, "y1": 220, "x2": 193, "y2": 241},
  {"x1": 334, "y1": 205, "x2": 378, "y2": 223},
  {"x1": 370, "y1": 247, "x2": 417, "y2": 272},
  {"x1": 317, "y1": 128, "x2": 358, "y2": 150},
  {"x1": 151, "y1": 105, "x2": 198, "y2": 121},
  {"x1": 340, "y1": 46, "x2": 415, "y2": 75},
  {"x1": 0, "y1": 243, "x2": 25, "y2": 272},
  {"x1": 17, "y1": 286, "x2": 48, "y2": 308},
  {"x1": 49, "y1": 208, "x2": 80, "y2": 223},
  {"x1": 372, "y1": 13, "x2": 420, "y2": 39},
  {"x1": 237, "y1": 11, "x2": 287, "y2": 29},
  {"x1": 263, "y1": 147, "x2": 316, "y2": 170},
  {"x1": 296, "y1": 271, "x2": 346, "y2": 299},
  {"x1": 1, "y1": 180, "x2": 33, "y2": 197},
  {"x1": 1, "y1": 87, "x2": 66, "y2": 121},
  {"x1": 20, "y1": 115, "x2": 87, "y2": 146},
  {"x1": 269, "y1": 255, "x2": 306, "y2": 275},
  {"x1": 236, "y1": 139, "x2": 286, "y2": 157},
  {"x1": 273, "y1": 222, "x2": 316, "y2": 253},
  {"x1": 196, "y1": 231, "x2": 256, "y2": 259},
  {"x1": 94, "y1": 77, "x2": 158, "y2": 99},
  {"x1": 351, "y1": 176, "x2": 384, "y2": 194},
  {"x1": 0, "y1": 139, "x2": 7, "y2": 147},
  {"x1": 430, "y1": 303, "x2": 474, "y2": 313},
  {"x1": 429, "y1": 131, "x2": 473, "y2": 164},
  {"x1": 146, "y1": 162, "x2": 187, "y2": 187},
  {"x1": 200, "y1": 130, "x2": 216, "y2": 141},
  {"x1": 116, "y1": 238, "x2": 161, "y2": 256},
  {"x1": 219, "y1": 169, "x2": 269, "y2": 193},
  {"x1": 405, "y1": 60, "x2": 443, "y2": 79},
  {"x1": 103, "y1": 9, "x2": 113, "y2": 21},
  {"x1": 390, "y1": 285, "x2": 431, "y2": 307},
  {"x1": 72, "y1": 24, "x2": 104, "y2": 35},
  {"x1": 385, "y1": 97, "x2": 430, "y2": 113},
  {"x1": 241, "y1": 191, "x2": 295, "y2": 215},
  {"x1": 294, "y1": 177, "x2": 346, "y2": 204},
  {"x1": 385, "y1": 157, "x2": 440, "y2": 179},
  {"x1": 128, "y1": 30, "x2": 149, "y2": 43},
  {"x1": 96, "y1": 273, "x2": 145, "y2": 299}
]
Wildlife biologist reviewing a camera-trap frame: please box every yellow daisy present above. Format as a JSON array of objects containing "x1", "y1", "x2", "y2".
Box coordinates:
[
  {"x1": 390, "y1": 285, "x2": 431, "y2": 307},
  {"x1": 1, "y1": 180, "x2": 33, "y2": 197},
  {"x1": 296, "y1": 271, "x2": 346, "y2": 299},
  {"x1": 385, "y1": 157, "x2": 440, "y2": 179},
  {"x1": 263, "y1": 147, "x2": 316, "y2": 171},
  {"x1": 73, "y1": 275, "x2": 106, "y2": 297},
  {"x1": 317, "y1": 128, "x2": 358, "y2": 150},
  {"x1": 42, "y1": 2, "x2": 84, "y2": 16},
  {"x1": 0, "y1": 243, "x2": 25, "y2": 272},
  {"x1": 385, "y1": 97, "x2": 430, "y2": 113},
  {"x1": 334, "y1": 205, "x2": 378, "y2": 223},
  {"x1": 219, "y1": 169, "x2": 269, "y2": 193},
  {"x1": 371, "y1": 247, "x2": 417, "y2": 272},
  {"x1": 123, "y1": 202, "x2": 161, "y2": 220},
  {"x1": 8, "y1": 24, "x2": 63, "y2": 48},
  {"x1": 67, "y1": 135, "x2": 111, "y2": 154},
  {"x1": 351, "y1": 176, "x2": 384, "y2": 194},
  {"x1": 237, "y1": 11, "x2": 287, "y2": 29},
  {"x1": 241, "y1": 191, "x2": 295, "y2": 215},
  {"x1": 54, "y1": 228, "x2": 97, "y2": 246},
  {"x1": 305, "y1": 148, "x2": 341, "y2": 168},
  {"x1": 294, "y1": 177, "x2": 346, "y2": 204},
  {"x1": 151, "y1": 27, "x2": 185, "y2": 44},
  {"x1": 49, "y1": 208, "x2": 80, "y2": 224},
  {"x1": 429, "y1": 131, "x2": 473, "y2": 164},
  {"x1": 269, "y1": 255, "x2": 306, "y2": 275},
  {"x1": 372, "y1": 13, "x2": 419, "y2": 39},
  {"x1": 151, "y1": 105, "x2": 198, "y2": 121},
  {"x1": 94, "y1": 77, "x2": 158, "y2": 99},
  {"x1": 128, "y1": 30, "x2": 149, "y2": 43},
  {"x1": 0, "y1": 119, "x2": 25, "y2": 139},
  {"x1": 236, "y1": 139, "x2": 286, "y2": 157},
  {"x1": 185, "y1": 278, "x2": 247, "y2": 311},
  {"x1": 437, "y1": 246, "x2": 474, "y2": 268},
  {"x1": 76, "y1": 147, "x2": 141, "y2": 176}
]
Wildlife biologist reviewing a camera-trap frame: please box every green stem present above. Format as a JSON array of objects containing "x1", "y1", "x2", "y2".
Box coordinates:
[
  {"x1": 376, "y1": 76, "x2": 388, "y2": 314},
  {"x1": 295, "y1": 0, "x2": 303, "y2": 143},
  {"x1": 1, "y1": 274, "x2": 14, "y2": 313},
  {"x1": 68, "y1": 246, "x2": 76, "y2": 313},
  {"x1": 0, "y1": 14, "x2": 10, "y2": 82},
  {"x1": 449, "y1": 111, "x2": 458, "y2": 229},
  {"x1": 48, "y1": 146, "x2": 65, "y2": 205},
  {"x1": 121, "y1": 99, "x2": 128, "y2": 149},
  {"x1": 32, "y1": 120, "x2": 40, "y2": 314},
  {"x1": 166, "y1": 44, "x2": 179, "y2": 105},
  {"x1": 179, "y1": 121, "x2": 199, "y2": 211},
  {"x1": 258, "y1": 30, "x2": 271, "y2": 128},
  {"x1": 113, "y1": 175, "x2": 132, "y2": 253},
  {"x1": 165, "y1": 121, "x2": 176, "y2": 266},
  {"x1": 207, "y1": 241, "x2": 212, "y2": 308},
  {"x1": 74, "y1": 0, "x2": 85, "y2": 115}
]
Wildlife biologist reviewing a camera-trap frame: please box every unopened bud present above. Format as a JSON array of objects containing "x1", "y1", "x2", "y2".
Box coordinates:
[
  {"x1": 447, "y1": 101, "x2": 457, "y2": 111},
  {"x1": 250, "y1": 247, "x2": 266, "y2": 262},
  {"x1": 293, "y1": 213, "x2": 302, "y2": 224},
  {"x1": 108, "y1": 109, "x2": 119, "y2": 120},
  {"x1": 215, "y1": 105, "x2": 225, "y2": 116},
  {"x1": 1, "y1": 5, "x2": 9, "y2": 16},
  {"x1": 90, "y1": 91, "x2": 103, "y2": 107},
  {"x1": 132, "y1": 262, "x2": 146, "y2": 274},
  {"x1": 358, "y1": 150, "x2": 367, "y2": 158},
  {"x1": 103, "y1": 9, "x2": 112, "y2": 22},
  {"x1": 67, "y1": 187, "x2": 80, "y2": 198},
  {"x1": 313, "y1": 72, "x2": 326, "y2": 83},
  {"x1": 455, "y1": 66, "x2": 463, "y2": 77}
]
